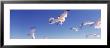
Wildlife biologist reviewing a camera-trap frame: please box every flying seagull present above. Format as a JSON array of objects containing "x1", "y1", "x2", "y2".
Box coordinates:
[{"x1": 49, "y1": 10, "x2": 70, "y2": 25}]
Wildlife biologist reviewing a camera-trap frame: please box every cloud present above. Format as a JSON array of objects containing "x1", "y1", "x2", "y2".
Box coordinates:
[
  {"x1": 28, "y1": 26, "x2": 37, "y2": 39},
  {"x1": 86, "y1": 33, "x2": 100, "y2": 38},
  {"x1": 79, "y1": 21, "x2": 95, "y2": 28},
  {"x1": 44, "y1": 36, "x2": 48, "y2": 39},
  {"x1": 83, "y1": 21, "x2": 95, "y2": 26},
  {"x1": 70, "y1": 27, "x2": 79, "y2": 32},
  {"x1": 94, "y1": 26, "x2": 101, "y2": 29},
  {"x1": 79, "y1": 20, "x2": 101, "y2": 29}
]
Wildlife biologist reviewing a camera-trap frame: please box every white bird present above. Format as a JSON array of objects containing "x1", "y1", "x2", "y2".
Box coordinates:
[
  {"x1": 49, "y1": 10, "x2": 70, "y2": 25},
  {"x1": 94, "y1": 20, "x2": 101, "y2": 29}
]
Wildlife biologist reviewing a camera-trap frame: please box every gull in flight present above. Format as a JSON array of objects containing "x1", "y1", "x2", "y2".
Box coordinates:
[
  {"x1": 94, "y1": 19, "x2": 101, "y2": 29},
  {"x1": 49, "y1": 10, "x2": 70, "y2": 25}
]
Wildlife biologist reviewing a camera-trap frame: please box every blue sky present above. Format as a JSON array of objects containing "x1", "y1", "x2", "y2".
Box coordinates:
[{"x1": 10, "y1": 10, "x2": 101, "y2": 39}]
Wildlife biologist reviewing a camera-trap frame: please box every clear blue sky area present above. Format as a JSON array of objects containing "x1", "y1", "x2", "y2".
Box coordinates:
[{"x1": 10, "y1": 10, "x2": 101, "y2": 39}]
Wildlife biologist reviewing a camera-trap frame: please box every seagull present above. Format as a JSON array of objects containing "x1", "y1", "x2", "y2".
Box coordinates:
[
  {"x1": 49, "y1": 10, "x2": 70, "y2": 25},
  {"x1": 94, "y1": 20, "x2": 101, "y2": 29}
]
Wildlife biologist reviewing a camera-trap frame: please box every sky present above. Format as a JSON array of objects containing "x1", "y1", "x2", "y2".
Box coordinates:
[{"x1": 10, "y1": 10, "x2": 101, "y2": 39}]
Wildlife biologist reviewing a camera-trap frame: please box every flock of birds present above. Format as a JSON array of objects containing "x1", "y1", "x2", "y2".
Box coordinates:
[{"x1": 28, "y1": 10, "x2": 101, "y2": 39}]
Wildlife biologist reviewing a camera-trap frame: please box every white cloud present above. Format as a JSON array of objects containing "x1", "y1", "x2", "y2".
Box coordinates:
[
  {"x1": 70, "y1": 27, "x2": 79, "y2": 32},
  {"x1": 79, "y1": 21, "x2": 95, "y2": 28},
  {"x1": 86, "y1": 33, "x2": 100, "y2": 38},
  {"x1": 83, "y1": 21, "x2": 95, "y2": 26},
  {"x1": 44, "y1": 36, "x2": 48, "y2": 39}
]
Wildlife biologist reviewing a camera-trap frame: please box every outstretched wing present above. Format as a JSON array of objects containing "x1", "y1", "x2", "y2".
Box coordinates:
[
  {"x1": 49, "y1": 17, "x2": 55, "y2": 24},
  {"x1": 59, "y1": 10, "x2": 68, "y2": 18}
]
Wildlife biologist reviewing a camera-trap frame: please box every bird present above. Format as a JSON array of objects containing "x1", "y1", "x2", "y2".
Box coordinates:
[
  {"x1": 94, "y1": 20, "x2": 101, "y2": 29},
  {"x1": 49, "y1": 10, "x2": 70, "y2": 25}
]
